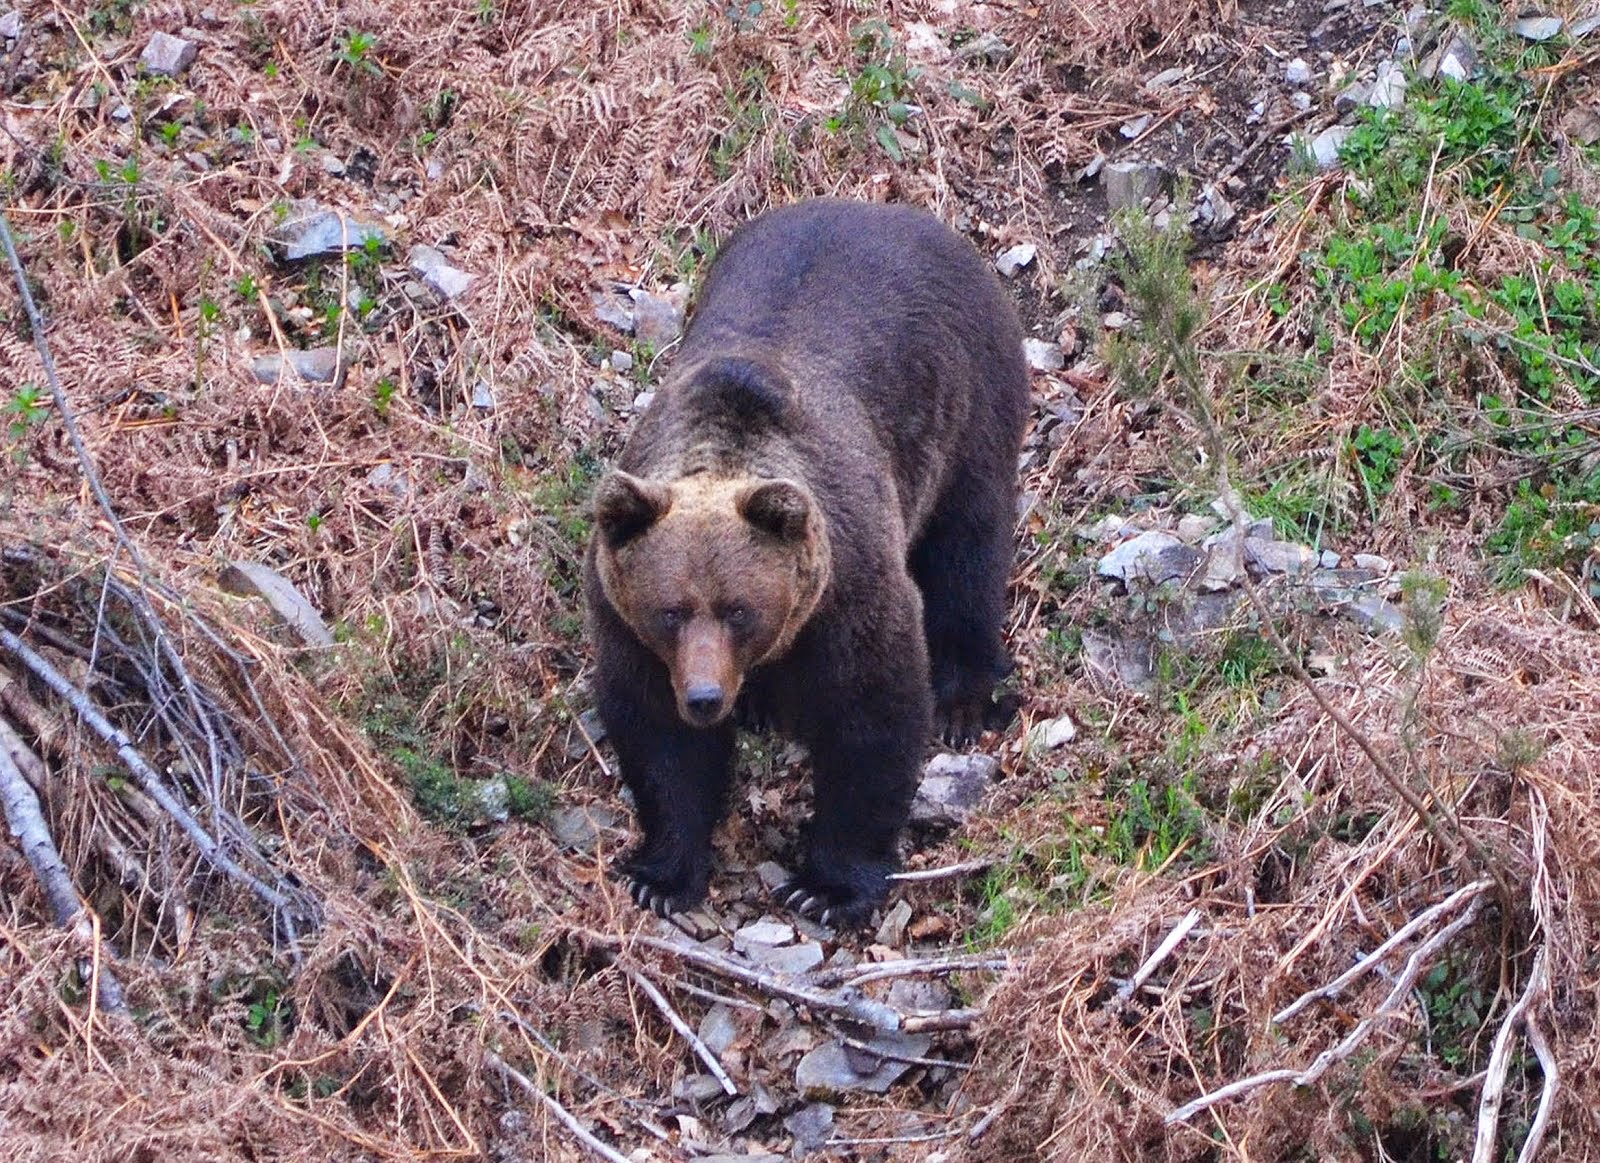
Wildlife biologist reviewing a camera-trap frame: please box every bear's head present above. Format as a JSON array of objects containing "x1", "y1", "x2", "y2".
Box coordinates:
[{"x1": 592, "y1": 471, "x2": 831, "y2": 729}]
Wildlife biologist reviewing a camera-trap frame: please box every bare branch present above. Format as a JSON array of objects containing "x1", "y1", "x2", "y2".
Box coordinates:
[
  {"x1": 0, "y1": 627, "x2": 307, "y2": 925},
  {"x1": 1274, "y1": 879, "x2": 1493, "y2": 1024},
  {"x1": 888, "y1": 858, "x2": 995, "y2": 882},
  {"x1": 1473, "y1": 949, "x2": 1546, "y2": 1163},
  {"x1": 618, "y1": 963, "x2": 738, "y2": 1096},
  {"x1": 1168, "y1": 899, "x2": 1483, "y2": 1124},
  {"x1": 485, "y1": 1050, "x2": 632, "y2": 1163},
  {"x1": 1517, "y1": 1009, "x2": 1559, "y2": 1163},
  {"x1": 0, "y1": 731, "x2": 127, "y2": 1015},
  {"x1": 1117, "y1": 908, "x2": 1203, "y2": 1002}
]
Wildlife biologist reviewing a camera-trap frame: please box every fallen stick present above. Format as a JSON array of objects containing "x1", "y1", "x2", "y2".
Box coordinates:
[
  {"x1": 0, "y1": 627, "x2": 302, "y2": 921},
  {"x1": 888, "y1": 858, "x2": 994, "y2": 883},
  {"x1": 1167, "y1": 901, "x2": 1483, "y2": 1124},
  {"x1": 1517, "y1": 1008, "x2": 1559, "y2": 1163},
  {"x1": 591, "y1": 931, "x2": 918, "y2": 1032},
  {"x1": 1472, "y1": 949, "x2": 1546, "y2": 1163},
  {"x1": 618, "y1": 963, "x2": 738, "y2": 1095},
  {"x1": 820, "y1": 954, "x2": 1012, "y2": 990},
  {"x1": 1275, "y1": 879, "x2": 1493, "y2": 1024},
  {"x1": 1117, "y1": 907, "x2": 1202, "y2": 1002},
  {"x1": 485, "y1": 1050, "x2": 631, "y2": 1163},
  {"x1": 0, "y1": 737, "x2": 127, "y2": 1015}
]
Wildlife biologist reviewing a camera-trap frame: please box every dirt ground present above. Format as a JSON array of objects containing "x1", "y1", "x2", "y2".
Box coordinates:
[{"x1": 1, "y1": 1, "x2": 1598, "y2": 1160}]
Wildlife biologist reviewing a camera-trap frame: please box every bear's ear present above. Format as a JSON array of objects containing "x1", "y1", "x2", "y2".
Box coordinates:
[
  {"x1": 738, "y1": 479, "x2": 812, "y2": 543},
  {"x1": 594, "y1": 473, "x2": 670, "y2": 548}
]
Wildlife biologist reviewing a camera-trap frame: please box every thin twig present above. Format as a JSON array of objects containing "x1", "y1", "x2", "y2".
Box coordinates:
[
  {"x1": 813, "y1": 954, "x2": 1012, "y2": 990},
  {"x1": 1274, "y1": 879, "x2": 1493, "y2": 1024},
  {"x1": 0, "y1": 738, "x2": 128, "y2": 1015},
  {"x1": 1117, "y1": 907, "x2": 1202, "y2": 1002},
  {"x1": 485, "y1": 1050, "x2": 632, "y2": 1163},
  {"x1": 590, "y1": 931, "x2": 903, "y2": 1031},
  {"x1": 888, "y1": 857, "x2": 994, "y2": 882},
  {"x1": 618, "y1": 963, "x2": 738, "y2": 1095}
]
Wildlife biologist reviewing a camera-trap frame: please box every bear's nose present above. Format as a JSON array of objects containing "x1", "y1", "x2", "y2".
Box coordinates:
[{"x1": 684, "y1": 682, "x2": 725, "y2": 722}]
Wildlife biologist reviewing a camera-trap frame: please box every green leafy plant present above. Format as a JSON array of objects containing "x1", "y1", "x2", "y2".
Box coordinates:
[{"x1": 332, "y1": 30, "x2": 381, "y2": 78}]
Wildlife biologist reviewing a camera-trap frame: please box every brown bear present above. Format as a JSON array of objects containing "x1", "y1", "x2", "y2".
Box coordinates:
[{"x1": 584, "y1": 199, "x2": 1027, "y2": 926}]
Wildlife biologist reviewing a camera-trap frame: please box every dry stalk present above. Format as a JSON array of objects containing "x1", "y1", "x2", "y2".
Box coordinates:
[{"x1": 1116, "y1": 907, "x2": 1202, "y2": 1002}]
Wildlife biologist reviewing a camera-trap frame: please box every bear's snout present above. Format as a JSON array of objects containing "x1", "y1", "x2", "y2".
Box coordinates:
[
  {"x1": 675, "y1": 617, "x2": 740, "y2": 728},
  {"x1": 683, "y1": 681, "x2": 726, "y2": 725}
]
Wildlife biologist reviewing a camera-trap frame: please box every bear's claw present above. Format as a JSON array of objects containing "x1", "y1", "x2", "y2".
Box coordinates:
[
  {"x1": 774, "y1": 878, "x2": 879, "y2": 929},
  {"x1": 628, "y1": 875, "x2": 693, "y2": 918}
]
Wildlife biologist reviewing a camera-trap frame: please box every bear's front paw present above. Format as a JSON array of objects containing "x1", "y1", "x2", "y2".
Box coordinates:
[
  {"x1": 774, "y1": 867, "x2": 888, "y2": 929},
  {"x1": 935, "y1": 689, "x2": 1020, "y2": 747},
  {"x1": 618, "y1": 854, "x2": 708, "y2": 918}
]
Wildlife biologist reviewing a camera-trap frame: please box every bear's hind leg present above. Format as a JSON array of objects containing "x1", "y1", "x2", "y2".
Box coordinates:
[{"x1": 909, "y1": 468, "x2": 1016, "y2": 745}]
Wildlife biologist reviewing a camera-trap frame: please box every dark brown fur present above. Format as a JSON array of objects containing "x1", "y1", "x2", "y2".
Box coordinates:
[{"x1": 584, "y1": 199, "x2": 1028, "y2": 925}]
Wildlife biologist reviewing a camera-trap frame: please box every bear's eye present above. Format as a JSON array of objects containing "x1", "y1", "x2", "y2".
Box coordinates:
[
  {"x1": 656, "y1": 608, "x2": 688, "y2": 635},
  {"x1": 724, "y1": 604, "x2": 753, "y2": 631}
]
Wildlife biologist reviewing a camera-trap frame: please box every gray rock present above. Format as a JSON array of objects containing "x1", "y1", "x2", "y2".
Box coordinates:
[
  {"x1": 250, "y1": 347, "x2": 340, "y2": 384},
  {"x1": 1284, "y1": 58, "x2": 1313, "y2": 85},
  {"x1": 1350, "y1": 595, "x2": 1405, "y2": 634},
  {"x1": 1022, "y1": 337, "x2": 1064, "y2": 371},
  {"x1": 1431, "y1": 34, "x2": 1477, "y2": 81},
  {"x1": 1145, "y1": 66, "x2": 1188, "y2": 90},
  {"x1": 217, "y1": 560, "x2": 335, "y2": 647},
  {"x1": 795, "y1": 1032, "x2": 932, "y2": 1097},
  {"x1": 698, "y1": 1004, "x2": 742, "y2": 1056},
  {"x1": 875, "y1": 898, "x2": 914, "y2": 947},
  {"x1": 1120, "y1": 113, "x2": 1153, "y2": 139},
  {"x1": 592, "y1": 292, "x2": 633, "y2": 331},
  {"x1": 1368, "y1": 60, "x2": 1407, "y2": 108},
  {"x1": 1199, "y1": 539, "x2": 1244, "y2": 591},
  {"x1": 1353, "y1": 552, "x2": 1392, "y2": 573},
  {"x1": 631, "y1": 390, "x2": 655, "y2": 411},
  {"x1": 272, "y1": 206, "x2": 390, "y2": 261},
  {"x1": 734, "y1": 919, "x2": 796, "y2": 949},
  {"x1": 1102, "y1": 160, "x2": 1168, "y2": 210},
  {"x1": 366, "y1": 462, "x2": 409, "y2": 499},
  {"x1": 673, "y1": 1074, "x2": 728, "y2": 1104},
  {"x1": 1148, "y1": 543, "x2": 1206, "y2": 583},
  {"x1": 755, "y1": 861, "x2": 791, "y2": 891},
  {"x1": 1560, "y1": 107, "x2": 1600, "y2": 146},
  {"x1": 409, "y1": 244, "x2": 475, "y2": 300},
  {"x1": 1334, "y1": 79, "x2": 1372, "y2": 113},
  {"x1": 629, "y1": 288, "x2": 685, "y2": 346},
  {"x1": 750, "y1": 941, "x2": 824, "y2": 975},
  {"x1": 609, "y1": 349, "x2": 634, "y2": 373},
  {"x1": 1319, "y1": 549, "x2": 1341, "y2": 569},
  {"x1": 784, "y1": 1103, "x2": 836, "y2": 1151},
  {"x1": 476, "y1": 777, "x2": 509, "y2": 823},
  {"x1": 141, "y1": 31, "x2": 197, "y2": 77},
  {"x1": 1306, "y1": 125, "x2": 1352, "y2": 170},
  {"x1": 995, "y1": 242, "x2": 1037, "y2": 277},
  {"x1": 471, "y1": 381, "x2": 495, "y2": 410},
  {"x1": 1245, "y1": 538, "x2": 1317, "y2": 574},
  {"x1": 1176, "y1": 513, "x2": 1217, "y2": 543},
  {"x1": 1027, "y1": 715, "x2": 1077, "y2": 752},
  {"x1": 578, "y1": 706, "x2": 607, "y2": 745},
  {"x1": 548, "y1": 805, "x2": 620, "y2": 853},
  {"x1": 1514, "y1": 15, "x2": 1563, "y2": 41},
  {"x1": 0, "y1": 10, "x2": 21, "y2": 39},
  {"x1": 1197, "y1": 185, "x2": 1236, "y2": 230},
  {"x1": 1573, "y1": 15, "x2": 1600, "y2": 38},
  {"x1": 699, "y1": 1156, "x2": 783, "y2": 1163},
  {"x1": 1097, "y1": 530, "x2": 1184, "y2": 581},
  {"x1": 911, "y1": 753, "x2": 1000, "y2": 826}
]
